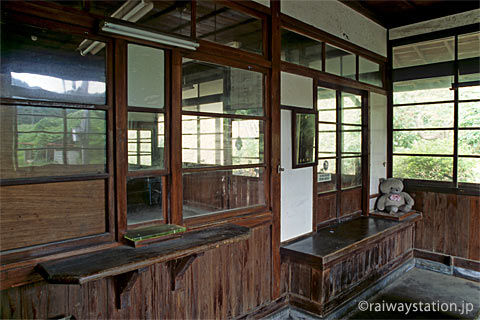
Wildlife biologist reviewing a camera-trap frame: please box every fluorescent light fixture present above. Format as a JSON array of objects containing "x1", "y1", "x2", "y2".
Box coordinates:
[
  {"x1": 100, "y1": 21, "x2": 199, "y2": 51},
  {"x1": 79, "y1": 0, "x2": 154, "y2": 56}
]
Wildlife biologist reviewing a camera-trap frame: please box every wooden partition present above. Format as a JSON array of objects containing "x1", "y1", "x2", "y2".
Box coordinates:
[
  {"x1": 411, "y1": 191, "x2": 479, "y2": 261},
  {"x1": 0, "y1": 223, "x2": 272, "y2": 319}
]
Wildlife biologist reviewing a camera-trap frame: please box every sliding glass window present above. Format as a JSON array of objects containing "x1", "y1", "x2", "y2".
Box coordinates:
[
  {"x1": 182, "y1": 59, "x2": 266, "y2": 219},
  {"x1": 126, "y1": 44, "x2": 167, "y2": 226},
  {"x1": 392, "y1": 31, "x2": 480, "y2": 185}
]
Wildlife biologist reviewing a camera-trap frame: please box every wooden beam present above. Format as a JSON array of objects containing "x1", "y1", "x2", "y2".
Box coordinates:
[{"x1": 167, "y1": 253, "x2": 203, "y2": 290}]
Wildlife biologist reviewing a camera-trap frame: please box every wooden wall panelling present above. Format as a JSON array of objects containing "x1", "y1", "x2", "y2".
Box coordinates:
[
  {"x1": 411, "y1": 191, "x2": 480, "y2": 261},
  {"x1": 340, "y1": 187, "x2": 362, "y2": 217},
  {"x1": 0, "y1": 180, "x2": 106, "y2": 251},
  {"x1": 316, "y1": 193, "x2": 337, "y2": 224},
  {"x1": 0, "y1": 224, "x2": 273, "y2": 319}
]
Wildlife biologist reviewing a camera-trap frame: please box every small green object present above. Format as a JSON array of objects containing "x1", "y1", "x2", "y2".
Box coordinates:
[{"x1": 124, "y1": 224, "x2": 186, "y2": 242}]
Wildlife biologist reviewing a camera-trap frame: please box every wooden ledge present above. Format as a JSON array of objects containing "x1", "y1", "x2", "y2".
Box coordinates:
[
  {"x1": 36, "y1": 224, "x2": 250, "y2": 285},
  {"x1": 281, "y1": 216, "x2": 418, "y2": 268}
]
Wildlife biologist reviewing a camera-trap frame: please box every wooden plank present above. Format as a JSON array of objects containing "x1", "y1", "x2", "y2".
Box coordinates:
[
  {"x1": 468, "y1": 196, "x2": 480, "y2": 261},
  {"x1": 433, "y1": 192, "x2": 447, "y2": 253},
  {"x1": 317, "y1": 193, "x2": 337, "y2": 224},
  {"x1": 37, "y1": 224, "x2": 250, "y2": 284},
  {"x1": 0, "y1": 180, "x2": 106, "y2": 251}
]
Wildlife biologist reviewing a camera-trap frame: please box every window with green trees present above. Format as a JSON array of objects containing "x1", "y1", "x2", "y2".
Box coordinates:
[{"x1": 392, "y1": 30, "x2": 480, "y2": 185}]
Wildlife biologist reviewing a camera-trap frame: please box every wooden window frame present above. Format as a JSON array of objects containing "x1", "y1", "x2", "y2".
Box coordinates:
[
  {"x1": 388, "y1": 24, "x2": 480, "y2": 195},
  {"x1": 0, "y1": 16, "x2": 117, "y2": 263},
  {"x1": 316, "y1": 81, "x2": 369, "y2": 221},
  {"x1": 173, "y1": 53, "x2": 270, "y2": 228}
]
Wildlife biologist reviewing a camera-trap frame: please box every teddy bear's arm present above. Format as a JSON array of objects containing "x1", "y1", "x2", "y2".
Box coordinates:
[
  {"x1": 377, "y1": 194, "x2": 387, "y2": 211},
  {"x1": 401, "y1": 192, "x2": 414, "y2": 206}
]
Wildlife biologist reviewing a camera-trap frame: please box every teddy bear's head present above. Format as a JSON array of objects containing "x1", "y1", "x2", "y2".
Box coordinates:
[{"x1": 379, "y1": 178, "x2": 404, "y2": 194}]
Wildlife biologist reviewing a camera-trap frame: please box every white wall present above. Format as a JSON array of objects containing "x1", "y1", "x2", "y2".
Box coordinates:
[
  {"x1": 280, "y1": 0, "x2": 387, "y2": 57},
  {"x1": 390, "y1": 9, "x2": 480, "y2": 40},
  {"x1": 369, "y1": 92, "x2": 387, "y2": 211},
  {"x1": 252, "y1": 0, "x2": 270, "y2": 8},
  {"x1": 280, "y1": 72, "x2": 313, "y2": 242}
]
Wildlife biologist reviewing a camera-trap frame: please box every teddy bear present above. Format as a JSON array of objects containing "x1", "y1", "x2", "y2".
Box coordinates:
[{"x1": 376, "y1": 178, "x2": 414, "y2": 214}]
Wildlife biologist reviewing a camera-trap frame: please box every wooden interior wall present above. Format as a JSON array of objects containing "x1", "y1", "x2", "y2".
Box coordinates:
[
  {"x1": 0, "y1": 224, "x2": 272, "y2": 319},
  {"x1": 0, "y1": 180, "x2": 106, "y2": 251},
  {"x1": 411, "y1": 191, "x2": 480, "y2": 261},
  {"x1": 316, "y1": 187, "x2": 363, "y2": 226},
  {"x1": 183, "y1": 173, "x2": 264, "y2": 210}
]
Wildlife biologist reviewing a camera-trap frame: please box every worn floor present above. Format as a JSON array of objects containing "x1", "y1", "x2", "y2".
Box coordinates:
[
  {"x1": 269, "y1": 268, "x2": 480, "y2": 320},
  {"x1": 347, "y1": 268, "x2": 480, "y2": 319}
]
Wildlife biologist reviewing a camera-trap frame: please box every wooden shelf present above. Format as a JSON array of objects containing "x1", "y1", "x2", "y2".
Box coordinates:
[
  {"x1": 37, "y1": 224, "x2": 250, "y2": 285},
  {"x1": 369, "y1": 210, "x2": 422, "y2": 221}
]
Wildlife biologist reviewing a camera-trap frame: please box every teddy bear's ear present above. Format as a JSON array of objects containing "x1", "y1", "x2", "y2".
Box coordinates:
[
  {"x1": 397, "y1": 178, "x2": 404, "y2": 182},
  {"x1": 379, "y1": 178, "x2": 386, "y2": 183}
]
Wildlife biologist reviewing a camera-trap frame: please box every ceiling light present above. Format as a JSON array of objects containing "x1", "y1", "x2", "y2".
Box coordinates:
[{"x1": 100, "y1": 21, "x2": 199, "y2": 51}]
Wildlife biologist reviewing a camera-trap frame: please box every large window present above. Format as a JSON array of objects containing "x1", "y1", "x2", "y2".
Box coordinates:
[
  {"x1": 392, "y1": 30, "x2": 480, "y2": 186},
  {"x1": 181, "y1": 59, "x2": 266, "y2": 219},
  {"x1": 0, "y1": 22, "x2": 111, "y2": 251}
]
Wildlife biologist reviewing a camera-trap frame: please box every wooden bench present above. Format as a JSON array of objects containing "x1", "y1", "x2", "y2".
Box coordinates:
[{"x1": 281, "y1": 215, "x2": 420, "y2": 317}]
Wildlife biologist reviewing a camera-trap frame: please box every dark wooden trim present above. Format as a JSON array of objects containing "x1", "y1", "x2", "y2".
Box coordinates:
[
  {"x1": 0, "y1": 98, "x2": 109, "y2": 110},
  {"x1": 191, "y1": 0, "x2": 197, "y2": 39},
  {"x1": 182, "y1": 163, "x2": 267, "y2": 173},
  {"x1": 362, "y1": 91, "x2": 370, "y2": 216},
  {"x1": 454, "y1": 256, "x2": 480, "y2": 273},
  {"x1": 404, "y1": 180, "x2": 480, "y2": 196},
  {"x1": 280, "y1": 105, "x2": 317, "y2": 113},
  {"x1": 171, "y1": 50, "x2": 183, "y2": 226},
  {"x1": 280, "y1": 13, "x2": 387, "y2": 64},
  {"x1": 281, "y1": 62, "x2": 387, "y2": 95},
  {"x1": 0, "y1": 174, "x2": 109, "y2": 187},
  {"x1": 335, "y1": 90, "x2": 342, "y2": 218},
  {"x1": 312, "y1": 79, "x2": 319, "y2": 231},
  {"x1": 183, "y1": 44, "x2": 271, "y2": 71},
  {"x1": 182, "y1": 110, "x2": 267, "y2": 120},
  {"x1": 453, "y1": 35, "x2": 459, "y2": 188},
  {"x1": 114, "y1": 39, "x2": 128, "y2": 242},
  {"x1": 270, "y1": 0, "x2": 282, "y2": 300},
  {"x1": 183, "y1": 205, "x2": 269, "y2": 227},
  {"x1": 413, "y1": 249, "x2": 452, "y2": 266},
  {"x1": 386, "y1": 34, "x2": 393, "y2": 178}
]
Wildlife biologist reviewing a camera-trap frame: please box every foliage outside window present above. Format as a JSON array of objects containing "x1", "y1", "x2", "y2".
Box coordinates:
[
  {"x1": 181, "y1": 59, "x2": 266, "y2": 219},
  {"x1": 317, "y1": 87, "x2": 363, "y2": 193},
  {"x1": 392, "y1": 31, "x2": 480, "y2": 185}
]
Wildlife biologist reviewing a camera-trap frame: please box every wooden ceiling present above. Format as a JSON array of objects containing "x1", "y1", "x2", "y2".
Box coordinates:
[{"x1": 339, "y1": 0, "x2": 480, "y2": 29}]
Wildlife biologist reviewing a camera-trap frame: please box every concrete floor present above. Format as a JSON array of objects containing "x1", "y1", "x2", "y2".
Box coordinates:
[
  {"x1": 268, "y1": 268, "x2": 480, "y2": 320},
  {"x1": 347, "y1": 268, "x2": 480, "y2": 319}
]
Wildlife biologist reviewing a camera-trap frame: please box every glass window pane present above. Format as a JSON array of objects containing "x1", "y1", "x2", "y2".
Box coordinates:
[
  {"x1": 458, "y1": 32, "x2": 480, "y2": 60},
  {"x1": 459, "y1": 86, "x2": 480, "y2": 101},
  {"x1": 393, "y1": 76, "x2": 454, "y2": 105},
  {"x1": 458, "y1": 157, "x2": 480, "y2": 183},
  {"x1": 359, "y1": 57, "x2": 383, "y2": 87},
  {"x1": 393, "y1": 103, "x2": 454, "y2": 129},
  {"x1": 325, "y1": 44, "x2": 355, "y2": 79},
  {"x1": 1, "y1": 105, "x2": 106, "y2": 180},
  {"x1": 393, "y1": 130, "x2": 453, "y2": 155},
  {"x1": 341, "y1": 157, "x2": 361, "y2": 189},
  {"x1": 318, "y1": 87, "x2": 336, "y2": 122},
  {"x1": 318, "y1": 124, "x2": 336, "y2": 154},
  {"x1": 1, "y1": 24, "x2": 106, "y2": 104},
  {"x1": 127, "y1": 176, "x2": 163, "y2": 225},
  {"x1": 281, "y1": 29, "x2": 322, "y2": 71},
  {"x1": 393, "y1": 155, "x2": 453, "y2": 182},
  {"x1": 137, "y1": 1, "x2": 191, "y2": 37},
  {"x1": 183, "y1": 168, "x2": 266, "y2": 219},
  {"x1": 342, "y1": 93, "x2": 361, "y2": 125},
  {"x1": 393, "y1": 37, "x2": 454, "y2": 69},
  {"x1": 318, "y1": 158, "x2": 336, "y2": 193},
  {"x1": 182, "y1": 116, "x2": 264, "y2": 168},
  {"x1": 459, "y1": 130, "x2": 480, "y2": 156},
  {"x1": 196, "y1": 2, "x2": 263, "y2": 55},
  {"x1": 182, "y1": 59, "x2": 263, "y2": 116},
  {"x1": 128, "y1": 44, "x2": 165, "y2": 109},
  {"x1": 128, "y1": 112, "x2": 165, "y2": 171},
  {"x1": 295, "y1": 113, "x2": 316, "y2": 165},
  {"x1": 342, "y1": 125, "x2": 361, "y2": 154},
  {"x1": 459, "y1": 102, "x2": 480, "y2": 128}
]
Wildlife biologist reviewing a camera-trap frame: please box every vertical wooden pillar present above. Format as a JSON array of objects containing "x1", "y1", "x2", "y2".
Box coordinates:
[
  {"x1": 171, "y1": 50, "x2": 183, "y2": 225},
  {"x1": 270, "y1": 0, "x2": 282, "y2": 299}
]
